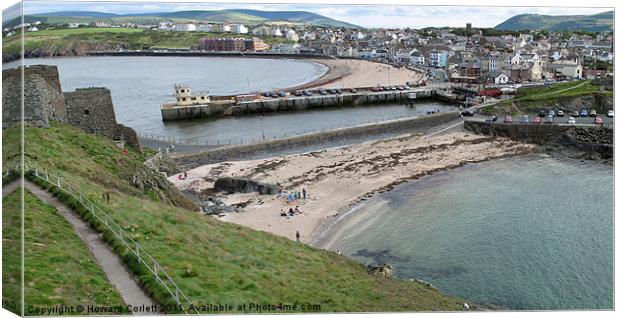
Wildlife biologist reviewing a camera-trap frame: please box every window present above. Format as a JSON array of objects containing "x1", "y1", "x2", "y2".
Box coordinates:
[
  {"x1": 191, "y1": 97, "x2": 196, "y2": 100},
  {"x1": 182, "y1": 97, "x2": 186, "y2": 101},
  {"x1": 201, "y1": 96, "x2": 205, "y2": 100},
  {"x1": 84, "y1": 109, "x2": 90, "y2": 115}
]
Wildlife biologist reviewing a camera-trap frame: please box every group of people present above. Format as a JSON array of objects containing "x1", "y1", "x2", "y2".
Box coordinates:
[
  {"x1": 280, "y1": 206, "x2": 303, "y2": 218},
  {"x1": 278, "y1": 187, "x2": 308, "y2": 203},
  {"x1": 176, "y1": 171, "x2": 188, "y2": 180}
]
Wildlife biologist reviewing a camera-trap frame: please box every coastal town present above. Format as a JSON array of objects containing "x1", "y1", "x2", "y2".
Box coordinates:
[
  {"x1": 4, "y1": 16, "x2": 613, "y2": 85},
  {"x1": 1, "y1": 2, "x2": 615, "y2": 316}
]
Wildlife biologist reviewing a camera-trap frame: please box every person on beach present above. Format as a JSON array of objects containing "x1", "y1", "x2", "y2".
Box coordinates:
[
  {"x1": 280, "y1": 210, "x2": 287, "y2": 217},
  {"x1": 170, "y1": 143, "x2": 175, "y2": 152},
  {"x1": 296, "y1": 230, "x2": 301, "y2": 242},
  {"x1": 289, "y1": 208, "x2": 295, "y2": 216},
  {"x1": 302, "y1": 188, "x2": 307, "y2": 200},
  {"x1": 183, "y1": 171, "x2": 187, "y2": 179},
  {"x1": 294, "y1": 206, "x2": 301, "y2": 214}
]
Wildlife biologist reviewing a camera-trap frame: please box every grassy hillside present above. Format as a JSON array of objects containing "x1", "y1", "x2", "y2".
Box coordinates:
[
  {"x1": 495, "y1": 11, "x2": 613, "y2": 32},
  {"x1": 484, "y1": 80, "x2": 612, "y2": 115},
  {"x1": 3, "y1": 10, "x2": 360, "y2": 29},
  {"x1": 2, "y1": 189, "x2": 126, "y2": 315},
  {"x1": 2, "y1": 27, "x2": 293, "y2": 61},
  {"x1": 3, "y1": 122, "x2": 470, "y2": 313}
]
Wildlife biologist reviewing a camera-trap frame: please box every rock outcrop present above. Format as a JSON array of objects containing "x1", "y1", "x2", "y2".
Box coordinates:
[{"x1": 214, "y1": 177, "x2": 278, "y2": 195}]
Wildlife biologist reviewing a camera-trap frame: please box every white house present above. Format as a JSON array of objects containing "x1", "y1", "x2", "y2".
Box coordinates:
[
  {"x1": 490, "y1": 72, "x2": 510, "y2": 84},
  {"x1": 233, "y1": 24, "x2": 248, "y2": 34},
  {"x1": 272, "y1": 28, "x2": 283, "y2": 37},
  {"x1": 285, "y1": 29, "x2": 299, "y2": 42},
  {"x1": 551, "y1": 60, "x2": 583, "y2": 79},
  {"x1": 173, "y1": 23, "x2": 196, "y2": 32},
  {"x1": 409, "y1": 51, "x2": 425, "y2": 65}
]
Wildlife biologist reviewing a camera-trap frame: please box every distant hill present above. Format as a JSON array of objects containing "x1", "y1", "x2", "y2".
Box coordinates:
[
  {"x1": 4, "y1": 9, "x2": 361, "y2": 29},
  {"x1": 495, "y1": 11, "x2": 613, "y2": 32}
]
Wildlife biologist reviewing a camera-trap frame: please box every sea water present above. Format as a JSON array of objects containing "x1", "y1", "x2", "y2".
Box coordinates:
[{"x1": 317, "y1": 155, "x2": 613, "y2": 310}]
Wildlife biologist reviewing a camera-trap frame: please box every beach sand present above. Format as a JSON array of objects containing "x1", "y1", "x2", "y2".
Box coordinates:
[
  {"x1": 302, "y1": 58, "x2": 424, "y2": 90},
  {"x1": 169, "y1": 131, "x2": 535, "y2": 244}
]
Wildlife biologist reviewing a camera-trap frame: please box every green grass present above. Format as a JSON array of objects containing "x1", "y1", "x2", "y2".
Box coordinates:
[
  {"x1": 3, "y1": 122, "x2": 471, "y2": 313},
  {"x1": 488, "y1": 81, "x2": 612, "y2": 115},
  {"x1": 2, "y1": 189, "x2": 126, "y2": 315},
  {"x1": 3, "y1": 28, "x2": 293, "y2": 59}
]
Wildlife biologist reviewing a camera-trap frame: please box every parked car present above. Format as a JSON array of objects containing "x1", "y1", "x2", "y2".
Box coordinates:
[
  {"x1": 520, "y1": 115, "x2": 529, "y2": 123},
  {"x1": 557, "y1": 110, "x2": 564, "y2": 117},
  {"x1": 544, "y1": 114, "x2": 554, "y2": 124},
  {"x1": 533, "y1": 116, "x2": 541, "y2": 124},
  {"x1": 594, "y1": 117, "x2": 603, "y2": 125},
  {"x1": 539, "y1": 110, "x2": 547, "y2": 117},
  {"x1": 293, "y1": 90, "x2": 303, "y2": 96},
  {"x1": 485, "y1": 115, "x2": 498, "y2": 122},
  {"x1": 278, "y1": 91, "x2": 287, "y2": 97},
  {"x1": 461, "y1": 109, "x2": 475, "y2": 117},
  {"x1": 567, "y1": 117, "x2": 576, "y2": 125},
  {"x1": 350, "y1": 88, "x2": 358, "y2": 93},
  {"x1": 270, "y1": 91, "x2": 279, "y2": 98},
  {"x1": 572, "y1": 110, "x2": 580, "y2": 117},
  {"x1": 263, "y1": 91, "x2": 271, "y2": 97},
  {"x1": 548, "y1": 110, "x2": 556, "y2": 117},
  {"x1": 404, "y1": 85, "x2": 411, "y2": 90},
  {"x1": 371, "y1": 86, "x2": 383, "y2": 92},
  {"x1": 504, "y1": 115, "x2": 513, "y2": 123},
  {"x1": 335, "y1": 88, "x2": 343, "y2": 94},
  {"x1": 580, "y1": 109, "x2": 589, "y2": 117},
  {"x1": 303, "y1": 89, "x2": 313, "y2": 96},
  {"x1": 607, "y1": 110, "x2": 614, "y2": 118},
  {"x1": 319, "y1": 89, "x2": 328, "y2": 95},
  {"x1": 589, "y1": 109, "x2": 597, "y2": 117}
]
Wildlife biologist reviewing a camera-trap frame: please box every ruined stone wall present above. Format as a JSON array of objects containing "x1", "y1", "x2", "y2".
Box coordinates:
[
  {"x1": 2, "y1": 65, "x2": 67, "y2": 128},
  {"x1": 2, "y1": 65, "x2": 141, "y2": 151},
  {"x1": 63, "y1": 87, "x2": 141, "y2": 151},
  {"x1": 64, "y1": 87, "x2": 118, "y2": 137}
]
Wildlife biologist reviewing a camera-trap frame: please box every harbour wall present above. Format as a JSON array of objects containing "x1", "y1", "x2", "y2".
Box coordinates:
[
  {"x1": 161, "y1": 89, "x2": 439, "y2": 121},
  {"x1": 464, "y1": 121, "x2": 613, "y2": 158},
  {"x1": 172, "y1": 111, "x2": 460, "y2": 169}
]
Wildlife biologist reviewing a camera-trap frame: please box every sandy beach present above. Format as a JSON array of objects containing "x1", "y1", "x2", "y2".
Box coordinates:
[
  {"x1": 292, "y1": 58, "x2": 425, "y2": 90},
  {"x1": 169, "y1": 130, "x2": 535, "y2": 244}
]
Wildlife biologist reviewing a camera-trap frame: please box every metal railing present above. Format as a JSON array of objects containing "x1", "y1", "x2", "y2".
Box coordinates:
[
  {"x1": 137, "y1": 112, "x2": 427, "y2": 147},
  {"x1": 15, "y1": 163, "x2": 196, "y2": 313}
]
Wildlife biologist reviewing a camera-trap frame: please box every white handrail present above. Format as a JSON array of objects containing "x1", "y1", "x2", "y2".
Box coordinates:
[{"x1": 17, "y1": 163, "x2": 196, "y2": 313}]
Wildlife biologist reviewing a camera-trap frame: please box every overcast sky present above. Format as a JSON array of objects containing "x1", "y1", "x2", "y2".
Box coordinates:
[{"x1": 3, "y1": 0, "x2": 613, "y2": 29}]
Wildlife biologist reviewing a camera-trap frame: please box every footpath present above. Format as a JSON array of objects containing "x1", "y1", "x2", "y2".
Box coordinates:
[{"x1": 3, "y1": 180, "x2": 156, "y2": 315}]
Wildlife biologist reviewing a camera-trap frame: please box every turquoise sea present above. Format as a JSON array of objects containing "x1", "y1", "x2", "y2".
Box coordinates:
[{"x1": 316, "y1": 155, "x2": 613, "y2": 310}]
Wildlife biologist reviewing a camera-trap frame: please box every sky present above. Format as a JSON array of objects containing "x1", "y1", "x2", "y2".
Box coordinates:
[{"x1": 2, "y1": 0, "x2": 613, "y2": 29}]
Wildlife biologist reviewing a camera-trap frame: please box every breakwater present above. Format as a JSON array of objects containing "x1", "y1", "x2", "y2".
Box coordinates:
[
  {"x1": 172, "y1": 111, "x2": 460, "y2": 169},
  {"x1": 161, "y1": 88, "x2": 440, "y2": 121},
  {"x1": 464, "y1": 120, "x2": 613, "y2": 159}
]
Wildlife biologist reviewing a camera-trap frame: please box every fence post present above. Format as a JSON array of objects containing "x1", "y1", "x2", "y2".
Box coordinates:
[
  {"x1": 79, "y1": 192, "x2": 83, "y2": 203},
  {"x1": 56, "y1": 177, "x2": 61, "y2": 189}
]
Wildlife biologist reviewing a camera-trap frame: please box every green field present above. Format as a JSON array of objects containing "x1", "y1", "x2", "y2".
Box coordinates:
[
  {"x1": 2, "y1": 27, "x2": 292, "y2": 60},
  {"x1": 2, "y1": 122, "x2": 471, "y2": 313},
  {"x1": 2, "y1": 189, "x2": 125, "y2": 315}
]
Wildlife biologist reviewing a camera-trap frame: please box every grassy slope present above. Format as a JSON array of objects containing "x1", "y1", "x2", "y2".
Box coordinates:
[
  {"x1": 2, "y1": 27, "x2": 293, "y2": 58},
  {"x1": 486, "y1": 81, "x2": 611, "y2": 115},
  {"x1": 2, "y1": 189, "x2": 126, "y2": 315},
  {"x1": 3, "y1": 122, "x2": 469, "y2": 313}
]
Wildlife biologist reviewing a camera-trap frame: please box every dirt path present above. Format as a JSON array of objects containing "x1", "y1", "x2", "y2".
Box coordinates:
[{"x1": 3, "y1": 180, "x2": 156, "y2": 314}]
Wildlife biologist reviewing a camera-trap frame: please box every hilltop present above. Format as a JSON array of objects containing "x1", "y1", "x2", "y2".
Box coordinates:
[
  {"x1": 2, "y1": 121, "x2": 471, "y2": 313},
  {"x1": 495, "y1": 11, "x2": 613, "y2": 32},
  {"x1": 4, "y1": 9, "x2": 361, "y2": 29}
]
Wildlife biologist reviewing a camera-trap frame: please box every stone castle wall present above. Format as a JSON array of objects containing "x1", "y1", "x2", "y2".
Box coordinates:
[
  {"x1": 2, "y1": 65, "x2": 67, "y2": 128},
  {"x1": 2, "y1": 65, "x2": 140, "y2": 151}
]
